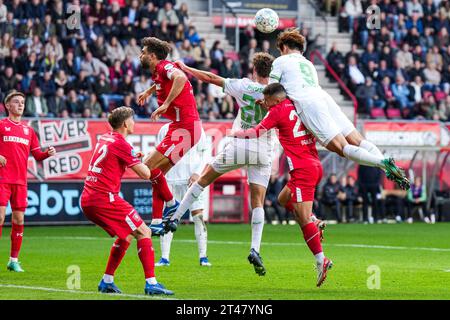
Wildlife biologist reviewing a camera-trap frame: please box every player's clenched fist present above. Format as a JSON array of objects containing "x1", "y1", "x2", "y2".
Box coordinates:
[
  {"x1": 0, "y1": 155, "x2": 6, "y2": 167},
  {"x1": 47, "y1": 146, "x2": 56, "y2": 156}
]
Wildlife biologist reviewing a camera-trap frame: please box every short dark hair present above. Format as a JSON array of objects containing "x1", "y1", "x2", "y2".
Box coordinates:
[
  {"x1": 4, "y1": 91, "x2": 25, "y2": 105},
  {"x1": 141, "y1": 37, "x2": 171, "y2": 60},
  {"x1": 276, "y1": 28, "x2": 305, "y2": 53},
  {"x1": 253, "y1": 52, "x2": 274, "y2": 78},
  {"x1": 108, "y1": 106, "x2": 134, "y2": 129},
  {"x1": 262, "y1": 83, "x2": 286, "y2": 97}
]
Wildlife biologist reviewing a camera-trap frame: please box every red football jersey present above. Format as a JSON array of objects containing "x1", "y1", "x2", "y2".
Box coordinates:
[
  {"x1": 82, "y1": 132, "x2": 141, "y2": 198},
  {"x1": 234, "y1": 99, "x2": 320, "y2": 171},
  {"x1": 152, "y1": 60, "x2": 199, "y2": 122},
  {"x1": 0, "y1": 118, "x2": 49, "y2": 185}
]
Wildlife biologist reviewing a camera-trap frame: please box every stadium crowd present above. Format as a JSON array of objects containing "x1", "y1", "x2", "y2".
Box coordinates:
[
  {"x1": 0, "y1": 0, "x2": 248, "y2": 120},
  {"x1": 320, "y1": 0, "x2": 450, "y2": 120}
]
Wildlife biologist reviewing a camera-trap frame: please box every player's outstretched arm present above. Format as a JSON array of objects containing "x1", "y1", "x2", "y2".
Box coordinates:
[
  {"x1": 230, "y1": 124, "x2": 265, "y2": 140},
  {"x1": 137, "y1": 84, "x2": 157, "y2": 106},
  {"x1": 151, "y1": 69, "x2": 187, "y2": 121},
  {"x1": 31, "y1": 146, "x2": 56, "y2": 161},
  {"x1": 175, "y1": 60, "x2": 225, "y2": 87},
  {"x1": 131, "y1": 163, "x2": 151, "y2": 180}
]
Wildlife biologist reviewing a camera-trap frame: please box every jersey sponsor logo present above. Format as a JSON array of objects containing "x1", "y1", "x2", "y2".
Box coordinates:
[
  {"x1": 3, "y1": 136, "x2": 30, "y2": 145},
  {"x1": 5, "y1": 127, "x2": 11, "y2": 131},
  {"x1": 164, "y1": 64, "x2": 174, "y2": 71}
]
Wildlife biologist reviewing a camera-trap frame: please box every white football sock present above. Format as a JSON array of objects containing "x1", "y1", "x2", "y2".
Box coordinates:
[
  {"x1": 166, "y1": 198, "x2": 176, "y2": 207},
  {"x1": 343, "y1": 144, "x2": 384, "y2": 168},
  {"x1": 103, "y1": 274, "x2": 114, "y2": 284},
  {"x1": 315, "y1": 252, "x2": 325, "y2": 264},
  {"x1": 251, "y1": 207, "x2": 265, "y2": 253},
  {"x1": 146, "y1": 277, "x2": 157, "y2": 285},
  {"x1": 171, "y1": 182, "x2": 204, "y2": 221},
  {"x1": 9, "y1": 257, "x2": 18, "y2": 263},
  {"x1": 151, "y1": 218, "x2": 162, "y2": 225},
  {"x1": 360, "y1": 139, "x2": 385, "y2": 159},
  {"x1": 193, "y1": 214, "x2": 208, "y2": 258},
  {"x1": 160, "y1": 231, "x2": 173, "y2": 260}
]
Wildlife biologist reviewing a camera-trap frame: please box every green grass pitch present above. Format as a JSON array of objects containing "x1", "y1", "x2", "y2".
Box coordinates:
[{"x1": 0, "y1": 223, "x2": 450, "y2": 300}]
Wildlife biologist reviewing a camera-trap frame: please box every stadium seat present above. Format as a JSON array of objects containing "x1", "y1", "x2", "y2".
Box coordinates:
[
  {"x1": 386, "y1": 108, "x2": 402, "y2": 119},
  {"x1": 370, "y1": 108, "x2": 386, "y2": 119}
]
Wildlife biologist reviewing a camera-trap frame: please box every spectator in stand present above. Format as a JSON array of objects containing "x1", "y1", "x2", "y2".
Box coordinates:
[
  {"x1": 404, "y1": 27, "x2": 421, "y2": 48},
  {"x1": 437, "y1": 27, "x2": 450, "y2": 49},
  {"x1": 406, "y1": 0, "x2": 424, "y2": 18},
  {"x1": 361, "y1": 42, "x2": 379, "y2": 66},
  {"x1": 174, "y1": 23, "x2": 185, "y2": 44},
  {"x1": 356, "y1": 77, "x2": 386, "y2": 114},
  {"x1": 396, "y1": 43, "x2": 414, "y2": 70},
  {"x1": 177, "y1": 2, "x2": 190, "y2": 27},
  {"x1": 47, "y1": 87, "x2": 67, "y2": 117},
  {"x1": 392, "y1": 75, "x2": 414, "y2": 110},
  {"x1": 80, "y1": 51, "x2": 110, "y2": 79},
  {"x1": 340, "y1": 175, "x2": 362, "y2": 222},
  {"x1": 66, "y1": 89, "x2": 83, "y2": 116},
  {"x1": 179, "y1": 38, "x2": 195, "y2": 66},
  {"x1": 412, "y1": 45, "x2": 426, "y2": 64},
  {"x1": 406, "y1": 176, "x2": 435, "y2": 223},
  {"x1": 409, "y1": 60, "x2": 425, "y2": 82},
  {"x1": 346, "y1": 55, "x2": 365, "y2": 91},
  {"x1": 426, "y1": 45, "x2": 444, "y2": 71},
  {"x1": 326, "y1": 42, "x2": 346, "y2": 79},
  {"x1": 0, "y1": 66, "x2": 19, "y2": 93},
  {"x1": 410, "y1": 75, "x2": 424, "y2": 104},
  {"x1": 423, "y1": 62, "x2": 442, "y2": 90},
  {"x1": 186, "y1": 26, "x2": 201, "y2": 47},
  {"x1": 44, "y1": 35, "x2": 63, "y2": 62},
  {"x1": 135, "y1": 18, "x2": 152, "y2": 43},
  {"x1": 83, "y1": 92, "x2": 102, "y2": 118},
  {"x1": 92, "y1": 35, "x2": 108, "y2": 63},
  {"x1": 119, "y1": 16, "x2": 135, "y2": 45},
  {"x1": 106, "y1": 36, "x2": 125, "y2": 65},
  {"x1": 153, "y1": 19, "x2": 172, "y2": 42},
  {"x1": 341, "y1": 0, "x2": 363, "y2": 33},
  {"x1": 157, "y1": 2, "x2": 179, "y2": 27},
  {"x1": 320, "y1": 174, "x2": 343, "y2": 222},
  {"x1": 377, "y1": 60, "x2": 394, "y2": 82},
  {"x1": 363, "y1": 60, "x2": 379, "y2": 80},
  {"x1": 358, "y1": 165, "x2": 384, "y2": 224},
  {"x1": 220, "y1": 57, "x2": 240, "y2": 79},
  {"x1": 192, "y1": 39, "x2": 208, "y2": 67},
  {"x1": 438, "y1": 95, "x2": 450, "y2": 121},
  {"x1": 125, "y1": 0, "x2": 141, "y2": 26},
  {"x1": 134, "y1": 74, "x2": 152, "y2": 97},
  {"x1": 39, "y1": 71, "x2": 56, "y2": 98},
  {"x1": 25, "y1": 86, "x2": 48, "y2": 117},
  {"x1": 210, "y1": 40, "x2": 224, "y2": 70}
]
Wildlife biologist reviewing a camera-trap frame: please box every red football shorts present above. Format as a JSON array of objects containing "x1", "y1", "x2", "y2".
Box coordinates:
[
  {"x1": 288, "y1": 164, "x2": 323, "y2": 203},
  {"x1": 156, "y1": 120, "x2": 202, "y2": 165},
  {"x1": 81, "y1": 191, "x2": 144, "y2": 240},
  {"x1": 0, "y1": 184, "x2": 28, "y2": 211}
]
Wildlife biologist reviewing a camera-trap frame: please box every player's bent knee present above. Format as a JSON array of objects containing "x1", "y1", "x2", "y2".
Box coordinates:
[
  {"x1": 11, "y1": 211, "x2": 25, "y2": 225},
  {"x1": 326, "y1": 134, "x2": 348, "y2": 157},
  {"x1": 134, "y1": 224, "x2": 151, "y2": 239}
]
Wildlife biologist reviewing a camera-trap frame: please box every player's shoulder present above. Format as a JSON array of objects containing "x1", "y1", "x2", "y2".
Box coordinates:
[{"x1": 240, "y1": 78, "x2": 265, "y2": 93}]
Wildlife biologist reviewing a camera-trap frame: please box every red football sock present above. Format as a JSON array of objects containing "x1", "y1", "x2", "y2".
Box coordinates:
[
  {"x1": 137, "y1": 238, "x2": 155, "y2": 279},
  {"x1": 150, "y1": 169, "x2": 173, "y2": 202},
  {"x1": 152, "y1": 189, "x2": 164, "y2": 220},
  {"x1": 301, "y1": 222, "x2": 323, "y2": 255},
  {"x1": 10, "y1": 223, "x2": 24, "y2": 259},
  {"x1": 0, "y1": 225, "x2": 3, "y2": 238},
  {"x1": 104, "y1": 238, "x2": 130, "y2": 276}
]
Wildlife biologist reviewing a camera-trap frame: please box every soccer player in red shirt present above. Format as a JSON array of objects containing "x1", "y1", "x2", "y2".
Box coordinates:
[
  {"x1": 80, "y1": 107, "x2": 173, "y2": 295},
  {"x1": 137, "y1": 37, "x2": 202, "y2": 235},
  {"x1": 231, "y1": 83, "x2": 333, "y2": 287},
  {"x1": 0, "y1": 91, "x2": 56, "y2": 272}
]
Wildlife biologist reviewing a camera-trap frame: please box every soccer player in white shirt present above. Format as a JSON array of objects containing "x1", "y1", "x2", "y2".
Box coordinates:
[
  {"x1": 154, "y1": 123, "x2": 211, "y2": 267},
  {"x1": 268, "y1": 28, "x2": 409, "y2": 190},
  {"x1": 169, "y1": 53, "x2": 276, "y2": 276}
]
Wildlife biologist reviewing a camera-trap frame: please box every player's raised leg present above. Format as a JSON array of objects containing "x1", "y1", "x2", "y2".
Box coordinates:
[
  {"x1": 165, "y1": 164, "x2": 222, "y2": 232},
  {"x1": 247, "y1": 183, "x2": 267, "y2": 276},
  {"x1": 143, "y1": 151, "x2": 177, "y2": 236}
]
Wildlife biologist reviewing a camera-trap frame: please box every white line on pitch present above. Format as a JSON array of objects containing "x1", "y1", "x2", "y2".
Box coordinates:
[
  {"x1": 25, "y1": 236, "x2": 450, "y2": 253},
  {"x1": 0, "y1": 284, "x2": 177, "y2": 300}
]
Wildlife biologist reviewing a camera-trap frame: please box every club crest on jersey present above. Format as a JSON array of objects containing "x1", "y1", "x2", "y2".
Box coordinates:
[
  {"x1": 5, "y1": 127, "x2": 11, "y2": 131},
  {"x1": 23, "y1": 127, "x2": 29, "y2": 135}
]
